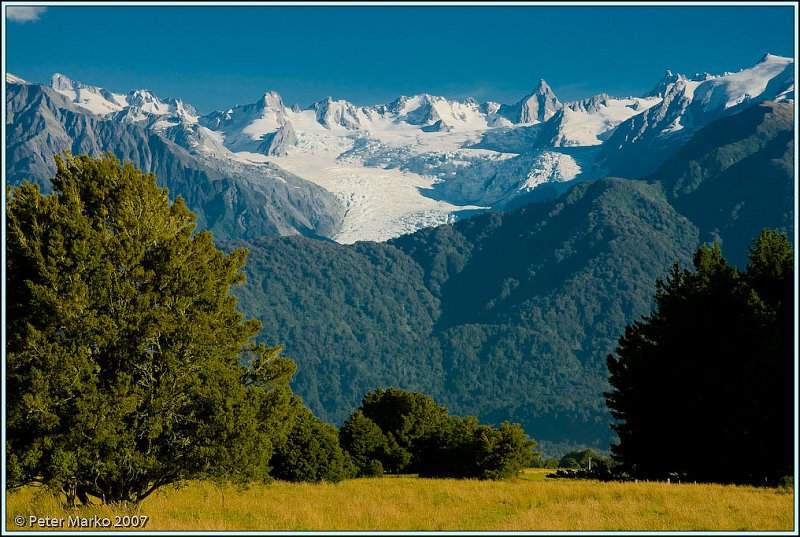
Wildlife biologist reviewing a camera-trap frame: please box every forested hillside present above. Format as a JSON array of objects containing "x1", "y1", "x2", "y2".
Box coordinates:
[
  {"x1": 648, "y1": 101, "x2": 794, "y2": 267},
  {"x1": 228, "y1": 178, "x2": 699, "y2": 451},
  {"x1": 227, "y1": 100, "x2": 793, "y2": 453}
]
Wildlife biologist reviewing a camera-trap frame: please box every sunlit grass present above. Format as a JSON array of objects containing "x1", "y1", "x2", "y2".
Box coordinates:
[{"x1": 6, "y1": 469, "x2": 794, "y2": 531}]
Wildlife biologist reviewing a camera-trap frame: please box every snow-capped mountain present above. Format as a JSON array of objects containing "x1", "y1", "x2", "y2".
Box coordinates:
[
  {"x1": 49, "y1": 73, "x2": 200, "y2": 127},
  {"x1": 200, "y1": 91, "x2": 287, "y2": 152},
  {"x1": 115, "y1": 92, "x2": 199, "y2": 126},
  {"x1": 312, "y1": 96, "x2": 365, "y2": 130},
  {"x1": 50, "y1": 73, "x2": 129, "y2": 114},
  {"x1": 598, "y1": 53, "x2": 794, "y2": 177},
  {"x1": 686, "y1": 54, "x2": 793, "y2": 123},
  {"x1": 5, "y1": 78, "x2": 344, "y2": 242},
  {"x1": 6, "y1": 54, "x2": 794, "y2": 244},
  {"x1": 540, "y1": 94, "x2": 661, "y2": 147}
]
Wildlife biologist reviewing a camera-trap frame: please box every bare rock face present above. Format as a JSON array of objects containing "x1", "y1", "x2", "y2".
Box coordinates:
[
  {"x1": 421, "y1": 119, "x2": 453, "y2": 133},
  {"x1": 312, "y1": 96, "x2": 362, "y2": 130},
  {"x1": 5, "y1": 82, "x2": 344, "y2": 241},
  {"x1": 259, "y1": 121, "x2": 298, "y2": 156}
]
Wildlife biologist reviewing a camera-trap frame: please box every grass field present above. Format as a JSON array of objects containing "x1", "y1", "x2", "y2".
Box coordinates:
[{"x1": 6, "y1": 470, "x2": 795, "y2": 532}]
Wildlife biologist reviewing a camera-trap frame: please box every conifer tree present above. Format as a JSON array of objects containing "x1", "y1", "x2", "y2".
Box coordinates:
[{"x1": 605, "y1": 231, "x2": 794, "y2": 484}]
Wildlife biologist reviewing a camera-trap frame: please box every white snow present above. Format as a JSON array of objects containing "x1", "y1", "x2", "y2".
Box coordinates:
[
  {"x1": 268, "y1": 151, "x2": 484, "y2": 244},
  {"x1": 521, "y1": 152, "x2": 581, "y2": 190},
  {"x1": 152, "y1": 119, "x2": 179, "y2": 130},
  {"x1": 776, "y1": 82, "x2": 794, "y2": 102},
  {"x1": 6, "y1": 73, "x2": 29, "y2": 85},
  {"x1": 691, "y1": 54, "x2": 793, "y2": 112},
  {"x1": 680, "y1": 79, "x2": 703, "y2": 101},
  {"x1": 552, "y1": 97, "x2": 661, "y2": 146},
  {"x1": 50, "y1": 73, "x2": 128, "y2": 115},
  {"x1": 241, "y1": 117, "x2": 282, "y2": 139}
]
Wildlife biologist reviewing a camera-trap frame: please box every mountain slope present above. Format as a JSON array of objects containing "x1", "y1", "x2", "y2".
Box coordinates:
[
  {"x1": 230, "y1": 177, "x2": 699, "y2": 451},
  {"x1": 498, "y1": 79, "x2": 562, "y2": 124},
  {"x1": 5, "y1": 79, "x2": 344, "y2": 240},
  {"x1": 649, "y1": 100, "x2": 794, "y2": 266},
  {"x1": 230, "y1": 236, "x2": 445, "y2": 420},
  {"x1": 598, "y1": 54, "x2": 793, "y2": 178}
]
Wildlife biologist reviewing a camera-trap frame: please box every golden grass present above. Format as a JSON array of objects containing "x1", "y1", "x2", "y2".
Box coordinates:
[{"x1": 6, "y1": 470, "x2": 795, "y2": 532}]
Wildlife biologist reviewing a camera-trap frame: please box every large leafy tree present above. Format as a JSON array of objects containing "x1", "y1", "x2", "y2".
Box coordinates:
[
  {"x1": 6, "y1": 153, "x2": 297, "y2": 504},
  {"x1": 338, "y1": 410, "x2": 390, "y2": 477},
  {"x1": 605, "y1": 230, "x2": 794, "y2": 484}
]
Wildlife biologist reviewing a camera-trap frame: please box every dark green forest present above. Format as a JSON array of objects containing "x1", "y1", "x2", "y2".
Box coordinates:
[{"x1": 230, "y1": 178, "x2": 699, "y2": 451}]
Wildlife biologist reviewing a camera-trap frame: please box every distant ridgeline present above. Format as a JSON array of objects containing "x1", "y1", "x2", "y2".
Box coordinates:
[{"x1": 229, "y1": 101, "x2": 793, "y2": 454}]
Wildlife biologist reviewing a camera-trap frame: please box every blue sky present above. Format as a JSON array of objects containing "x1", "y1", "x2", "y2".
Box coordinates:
[{"x1": 4, "y1": 4, "x2": 796, "y2": 114}]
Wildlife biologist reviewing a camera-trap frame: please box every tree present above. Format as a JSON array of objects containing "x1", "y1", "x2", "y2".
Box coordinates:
[
  {"x1": 359, "y1": 387, "x2": 449, "y2": 473},
  {"x1": 740, "y1": 229, "x2": 794, "y2": 484},
  {"x1": 270, "y1": 398, "x2": 355, "y2": 483},
  {"x1": 605, "y1": 231, "x2": 794, "y2": 484},
  {"x1": 558, "y1": 449, "x2": 600, "y2": 470},
  {"x1": 6, "y1": 153, "x2": 297, "y2": 504},
  {"x1": 338, "y1": 410, "x2": 389, "y2": 477}
]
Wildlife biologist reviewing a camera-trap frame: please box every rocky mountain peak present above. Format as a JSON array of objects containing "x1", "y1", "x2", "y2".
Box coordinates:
[{"x1": 498, "y1": 79, "x2": 561, "y2": 124}]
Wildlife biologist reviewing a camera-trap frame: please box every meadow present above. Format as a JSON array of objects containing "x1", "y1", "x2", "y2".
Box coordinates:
[{"x1": 5, "y1": 470, "x2": 794, "y2": 532}]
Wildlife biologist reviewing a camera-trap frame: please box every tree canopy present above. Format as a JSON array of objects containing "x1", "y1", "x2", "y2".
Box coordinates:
[
  {"x1": 6, "y1": 153, "x2": 298, "y2": 504},
  {"x1": 339, "y1": 410, "x2": 390, "y2": 477},
  {"x1": 605, "y1": 230, "x2": 794, "y2": 484}
]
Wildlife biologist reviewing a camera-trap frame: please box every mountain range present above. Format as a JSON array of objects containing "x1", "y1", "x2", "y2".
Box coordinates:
[
  {"x1": 6, "y1": 53, "x2": 793, "y2": 243},
  {"x1": 4, "y1": 55, "x2": 795, "y2": 454}
]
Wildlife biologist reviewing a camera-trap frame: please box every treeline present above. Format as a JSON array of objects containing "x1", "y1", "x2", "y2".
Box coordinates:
[{"x1": 273, "y1": 387, "x2": 536, "y2": 483}]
